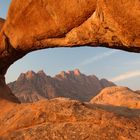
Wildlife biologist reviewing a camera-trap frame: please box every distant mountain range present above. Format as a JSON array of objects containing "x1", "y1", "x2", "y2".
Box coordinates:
[{"x1": 8, "y1": 69, "x2": 115, "y2": 103}]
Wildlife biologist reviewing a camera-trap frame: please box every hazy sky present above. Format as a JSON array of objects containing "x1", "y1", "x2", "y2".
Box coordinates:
[{"x1": 1, "y1": 0, "x2": 140, "y2": 90}]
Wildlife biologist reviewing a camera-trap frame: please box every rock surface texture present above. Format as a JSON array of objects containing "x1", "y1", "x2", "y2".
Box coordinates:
[
  {"x1": 0, "y1": 98, "x2": 140, "y2": 140},
  {"x1": 8, "y1": 70, "x2": 115, "y2": 102},
  {"x1": 90, "y1": 86, "x2": 140, "y2": 109},
  {"x1": 0, "y1": 1, "x2": 140, "y2": 139}
]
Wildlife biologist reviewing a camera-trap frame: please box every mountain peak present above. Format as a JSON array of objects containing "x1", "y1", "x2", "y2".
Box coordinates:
[
  {"x1": 37, "y1": 70, "x2": 46, "y2": 76},
  {"x1": 17, "y1": 71, "x2": 36, "y2": 81},
  {"x1": 58, "y1": 71, "x2": 67, "y2": 78},
  {"x1": 74, "y1": 69, "x2": 81, "y2": 76},
  {"x1": 25, "y1": 71, "x2": 36, "y2": 79},
  {"x1": 57, "y1": 69, "x2": 82, "y2": 78},
  {"x1": 37, "y1": 70, "x2": 45, "y2": 73}
]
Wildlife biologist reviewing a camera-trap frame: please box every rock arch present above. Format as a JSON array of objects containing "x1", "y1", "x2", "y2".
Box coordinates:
[{"x1": 0, "y1": 0, "x2": 140, "y2": 102}]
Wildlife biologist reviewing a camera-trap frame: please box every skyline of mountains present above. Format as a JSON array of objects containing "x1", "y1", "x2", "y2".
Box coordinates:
[{"x1": 8, "y1": 69, "x2": 115, "y2": 103}]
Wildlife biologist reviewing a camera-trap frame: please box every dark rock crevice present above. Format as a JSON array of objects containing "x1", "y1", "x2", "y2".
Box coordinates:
[
  {"x1": 0, "y1": 75, "x2": 20, "y2": 103},
  {"x1": 0, "y1": 32, "x2": 27, "y2": 75}
]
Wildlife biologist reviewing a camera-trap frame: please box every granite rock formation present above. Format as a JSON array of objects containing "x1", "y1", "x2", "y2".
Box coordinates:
[
  {"x1": 0, "y1": 1, "x2": 140, "y2": 139},
  {"x1": 8, "y1": 69, "x2": 115, "y2": 102},
  {"x1": 90, "y1": 86, "x2": 140, "y2": 109}
]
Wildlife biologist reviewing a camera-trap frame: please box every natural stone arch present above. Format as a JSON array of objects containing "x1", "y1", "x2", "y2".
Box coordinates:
[{"x1": 0, "y1": 0, "x2": 140, "y2": 102}]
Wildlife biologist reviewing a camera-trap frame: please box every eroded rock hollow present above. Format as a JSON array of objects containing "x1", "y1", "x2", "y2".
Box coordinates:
[{"x1": 0, "y1": 0, "x2": 140, "y2": 102}]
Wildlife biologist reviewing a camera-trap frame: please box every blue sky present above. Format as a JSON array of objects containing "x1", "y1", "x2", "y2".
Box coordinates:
[{"x1": 1, "y1": 0, "x2": 140, "y2": 90}]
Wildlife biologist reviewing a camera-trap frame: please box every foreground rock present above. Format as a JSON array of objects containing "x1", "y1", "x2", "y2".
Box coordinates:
[
  {"x1": 0, "y1": 98, "x2": 140, "y2": 140},
  {"x1": 90, "y1": 86, "x2": 140, "y2": 109},
  {"x1": 8, "y1": 69, "x2": 115, "y2": 103}
]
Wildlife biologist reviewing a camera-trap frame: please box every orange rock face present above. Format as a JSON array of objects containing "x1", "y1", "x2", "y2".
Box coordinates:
[
  {"x1": 0, "y1": 98, "x2": 140, "y2": 140},
  {"x1": 2, "y1": 0, "x2": 139, "y2": 52},
  {"x1": 90, "y1": 86, "x2": 140, "y2": 109}
]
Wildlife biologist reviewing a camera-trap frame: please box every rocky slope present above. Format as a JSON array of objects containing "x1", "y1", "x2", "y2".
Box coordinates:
[
  {"x1": 8, "y1": 69, "x2": 115, "y2": 103},
  {"x1": 0, "y1": 98, "x2": 140, "y2": 140},
  {"x1": 90, "y1": 86, "x2": 140, "y2": 109}
]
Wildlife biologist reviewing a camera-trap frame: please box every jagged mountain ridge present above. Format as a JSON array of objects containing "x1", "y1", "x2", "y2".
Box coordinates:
[{"x1": 8, "y1": 69, "x2": 115, "y2": 103}]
